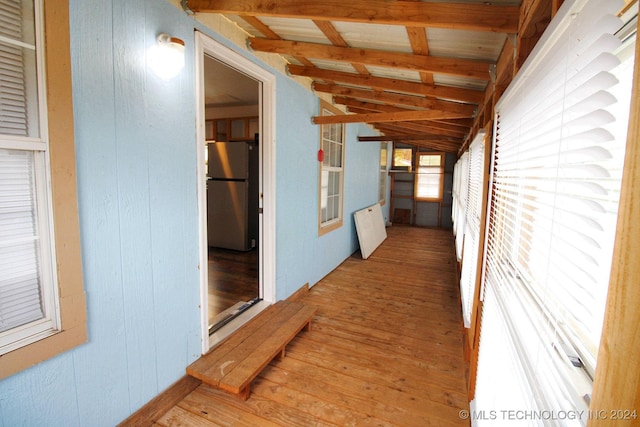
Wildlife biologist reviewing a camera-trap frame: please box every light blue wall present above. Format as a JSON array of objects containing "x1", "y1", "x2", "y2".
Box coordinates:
[
  {"x1": 273, "y1": 78, "x2": 384, "y2": 299},
  {"x1": 0, "y1": 1, "x2": 383, "y2": 425}
]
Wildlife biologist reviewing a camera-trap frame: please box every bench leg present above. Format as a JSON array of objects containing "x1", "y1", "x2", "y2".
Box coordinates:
[{"x1": 238, "y1": 385, "x2": 251, "y2": 401}]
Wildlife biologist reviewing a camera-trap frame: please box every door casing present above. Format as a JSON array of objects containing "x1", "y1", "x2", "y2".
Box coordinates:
[{"x1": 195, "y1": 31, "x2": 277, "y2": 354}]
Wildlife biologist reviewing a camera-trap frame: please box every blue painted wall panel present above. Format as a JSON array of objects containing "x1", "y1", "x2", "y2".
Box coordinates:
[{"x1": 0, "y1": 0, "x2": 383, "y2": 425}]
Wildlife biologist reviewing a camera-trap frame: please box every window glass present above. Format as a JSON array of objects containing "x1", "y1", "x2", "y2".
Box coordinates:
[
  {"x1": 415, "y1": 153, "x2": 443, "y2": 200},
  {"x1": 319, "y1": 104, "x2": 344, "y2": 231}
]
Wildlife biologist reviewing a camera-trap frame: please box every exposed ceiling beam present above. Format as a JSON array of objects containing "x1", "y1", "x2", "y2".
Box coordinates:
[
  {"x1": 287, "y1": 65, "x2": 485, "y2": 104},
  {"x1": 337, "y1": 99, "x2": 470, "y2": 138},
  {"x1": 406, "y1": 26, "x2": 434, "y2": 85},
  {"x1": 313, "y1": 83, "x2": 477, "y2": 116},
  {"x1": 373, "y1": 122, "x2": 454, "y2": 137},
  {"x1": 185, "y1": 0, "x2": 519, "y2": 33},
  {"x1": 370, "y1": 121, "x2": 467, "y2": 142},
  {"x1": 313, "y1": 20, "x2": 370, "y2": 75},
  {"x1": 401, "y1": 140, "x2": 461, "y2": 152},
  {"x1": 312, "y1": 109, "x2": 470, "y2": 125},
  {"x1": 374, "y1": 130, "x2": 461, "y2": 151},
  {"x1": 241, "y1": 16, "x2": 315, "y2": 67},
  {"x1": 359, "y1": 134, "x2": 460, "y2": 142},
  {"x1": 251, "y1": 38, "x2": 493, "y2": 80}
]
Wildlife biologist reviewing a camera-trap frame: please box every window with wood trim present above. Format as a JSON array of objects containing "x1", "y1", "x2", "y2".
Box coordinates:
[
  {"x1": 318, "y1": 101, "x2": 345, "y2": 234},
  {"x1": 392, "y1": 147, "x2": 412, "y2": 171},
  {"x1": 414, "y1": 153, "x2": 444, "y2": 201},
  {"x1": 0, "y1": 0, "x2": 86, "y2": 379},
  {"x1": 378, "y1": 142, "x2": 388, "y2": 204}
]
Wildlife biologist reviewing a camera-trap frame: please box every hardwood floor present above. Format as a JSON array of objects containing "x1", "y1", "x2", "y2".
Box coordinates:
[
  {"x1": 159, "y1": 226, "x2": 469, "y2": 426},
  {"x1": 208, "y1": 248, "x2": 259, "y2": 326}
]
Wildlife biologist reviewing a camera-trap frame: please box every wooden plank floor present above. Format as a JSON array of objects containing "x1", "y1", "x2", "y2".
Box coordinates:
[
  {"x1": 158, "y1": 226, "x2": 469, "y2": 426},
  {"x1": 208, "y1": 247, "x2": 259, "y2": 325}
]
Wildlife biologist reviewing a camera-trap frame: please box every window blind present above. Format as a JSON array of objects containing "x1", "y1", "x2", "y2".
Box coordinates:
[
  {"x1": 452, "y1": 152, "x2": 469, "y2": 260},
  {"x1": 474, "y1": 0, "x2": 632, "y2": 423},
  {"x1": 0, "y1": 149, "x2": 43, "y2": 333},
  {"x1": 0, "y1": 0, "x2": 55, "y2": 354},
  {"x1": 415, "y1": 153, "x2": 443, "y2": 200},
  {"x1": 459, "y1": 133, "x2": 485, "y2": 327}
]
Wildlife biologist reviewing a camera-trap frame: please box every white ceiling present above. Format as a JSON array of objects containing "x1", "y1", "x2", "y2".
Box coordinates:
[{"x1": 204, "y1": 55, "x2": 260, "y2": 108}]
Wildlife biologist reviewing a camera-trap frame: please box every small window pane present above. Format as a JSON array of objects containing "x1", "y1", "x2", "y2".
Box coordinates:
[
  {"x1": 0, "y1": 0, "x2": 39, "y2": 139},
  {"x1": 393, "y1": 148, "x2": 412, "y2": 169},
  {"x1": 322, "y1": 139, "x2": 331, "y2": 166},
  {"x1": 331, "y1": 141, "x2": 342, "y2": 168}
]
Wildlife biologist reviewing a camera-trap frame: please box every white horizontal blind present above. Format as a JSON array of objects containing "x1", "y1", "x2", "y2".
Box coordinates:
[
  {"x1": 452, "y1": 152, "x2": 469, "y2": 260},
  {"x1": 0, "y1": 0, "x2": 57, "y2": 354},
  {"x1": 474, "y1": 0, "x2": 632, "y2": 423},
  {"x1": 459, "y1": 135, "x2": 484, "y2": 327},
  {"x1": 0, "y1": 149, "x2": 43, "y2": 333},
  {"x1": 415, "y1": 153, "x2": 442, "y2": 199}
]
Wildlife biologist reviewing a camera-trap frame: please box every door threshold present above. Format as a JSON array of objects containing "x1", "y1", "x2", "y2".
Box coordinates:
[
  {"x1": 209, "y1": 297, "x2": 262, "y2": 335},
  {"x1": 208, "y1": 299, "x2": 271, "y2": 349}
]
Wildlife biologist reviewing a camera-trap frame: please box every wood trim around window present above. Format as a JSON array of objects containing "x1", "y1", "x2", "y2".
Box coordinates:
[
  {"x1": 0, "y1": 0, "x2": 87, "y2": 380},
  {"x1": 318, "y1": 100, "x2": 345, "y2": 236},
  {"x1": 414, "y1": 152, "x2": 445, "y2": 202}
]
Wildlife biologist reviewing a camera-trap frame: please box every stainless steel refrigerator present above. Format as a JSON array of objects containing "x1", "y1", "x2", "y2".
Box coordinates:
[{"x1": 207, "y1": 140, "x2": 258, "y2": 251}]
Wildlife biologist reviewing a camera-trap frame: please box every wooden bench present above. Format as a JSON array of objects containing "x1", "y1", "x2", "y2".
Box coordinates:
[{"x1": 186, "y1": 300, "x2": 316, "y2": 400}]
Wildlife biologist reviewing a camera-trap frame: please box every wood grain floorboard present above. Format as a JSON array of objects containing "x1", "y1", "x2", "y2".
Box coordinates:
[
  {"x1": 208, "y1": 247, "x2": 259, "y2": 324},
  {"x1": 158, "y1": 226, "x2": 470, "y2": 426}
]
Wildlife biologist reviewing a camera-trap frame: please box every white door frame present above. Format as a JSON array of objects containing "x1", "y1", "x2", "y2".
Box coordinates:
[{"x1": 195, "y1": 31, "x2": 277, "y2": 354}]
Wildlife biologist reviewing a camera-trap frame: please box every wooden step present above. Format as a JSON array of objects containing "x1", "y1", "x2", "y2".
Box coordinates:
[{"x1": 186, "y1": 301, "x2": 316, "y2": 400}]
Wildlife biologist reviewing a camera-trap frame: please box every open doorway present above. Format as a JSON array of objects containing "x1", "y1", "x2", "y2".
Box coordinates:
[
  {"x1": 196, "y1": 32, "x2": 276, "y2": 353},
  {"x1": 204, "y1": 56, "x2": 260, "y2": 334}
]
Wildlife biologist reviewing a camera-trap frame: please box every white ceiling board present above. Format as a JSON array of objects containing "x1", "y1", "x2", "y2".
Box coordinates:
[
  {"x1": 204, "y1": 55, "x2": 260, "y2": 107},
  {"x1": 427, "y1": 28, "x2": 508, "y2": 61},
  {"x1": 434, "y1": 74, "x2": 489, "y2": 91},
  {"x1": 259, "y1": 17, "x2": 330, "y2": 44},
  {"x1": 366, "y1": 65, "x2": 422, "y2": 82},
  {"x1": 309, "y1": 59, "x2": 359, "y2": 74},
  {"x1": 332, "y1": 21, "x2": 413, "y2": 53},
  {"x1": 225, "y1": 15, "x2": 263, "y2": 37}
]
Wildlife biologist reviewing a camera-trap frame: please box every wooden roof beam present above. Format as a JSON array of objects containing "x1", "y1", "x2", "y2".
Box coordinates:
[
  {"x1": 406, "y1": 26, "x2": 434, "y2": 85},
  {"x1": 314, "y1": 83, "x2": 477, "y2": 116},
  {"x1": 371, "y1": 121, "x2": 468, "y2": 140},
  {"x1": 287, "y1": 65, "x2": 485, "y2": 104},
  {"x1": 313, "y1": 20, "x2": 370, "y2": 75},
  {"x1": 241, "y1": 16, "x2": 315, "y2": 67},
  {"x1": 251, "y1": 38, "x2": 493, "y2": 80},
  {"x1": 184, "y1": 0, "x2": 519, "y2": 33},
  {"x1": 359, "y1": 134, "x2": 460, "y2": 143},
  {"x1": 313, "y1": 109, "x2": 470, "y2": 125},
  {"x1": 338, "y1": 99, "x2": 470, "y2": 137}
]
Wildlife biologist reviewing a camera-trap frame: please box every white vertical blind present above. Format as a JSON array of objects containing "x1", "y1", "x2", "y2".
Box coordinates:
[{"x1": 474, "y1": 0, "x2": 632, "y2": 423}]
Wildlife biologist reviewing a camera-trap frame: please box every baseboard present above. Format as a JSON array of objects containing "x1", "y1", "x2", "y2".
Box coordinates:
[
  {"x1": 117, "y1": 375, "x2": 201, "y2": 426},
  {"x1": 286, "y1": 283, "x2": 309, "y2": 302}
]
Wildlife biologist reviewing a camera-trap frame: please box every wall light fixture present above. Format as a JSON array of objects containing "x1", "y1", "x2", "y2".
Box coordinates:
[{"x1": 149, "y1": 33, "x2": 185, "y2": 80}]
